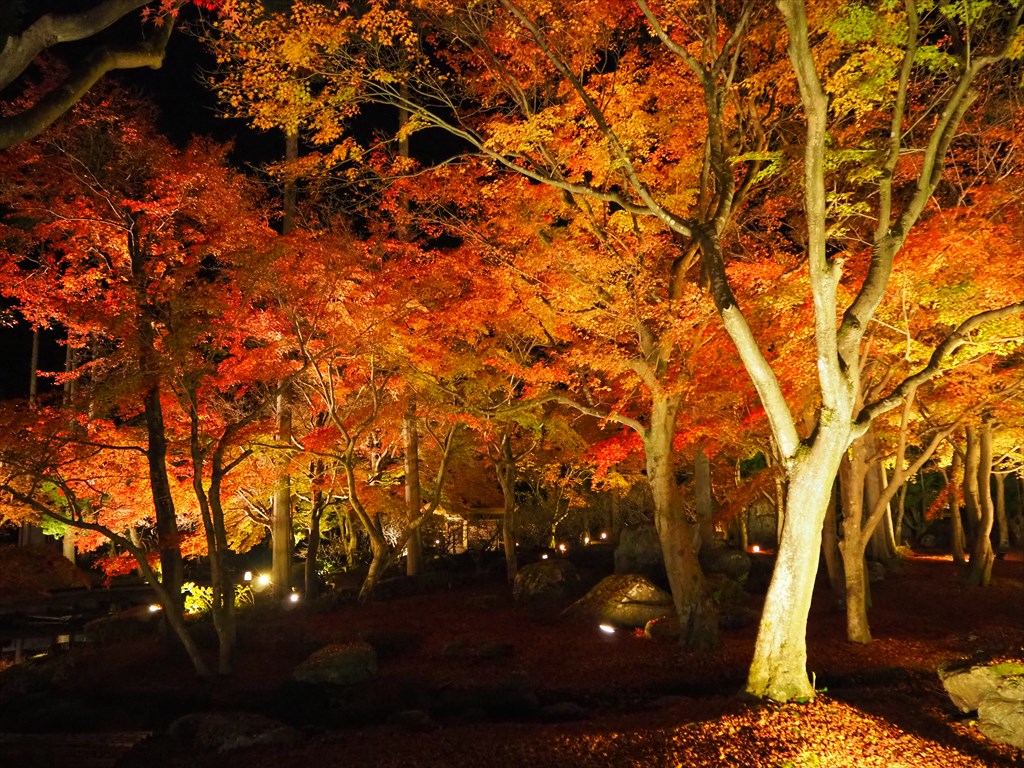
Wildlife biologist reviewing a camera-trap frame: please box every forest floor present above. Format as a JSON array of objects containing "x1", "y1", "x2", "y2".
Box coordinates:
[{"x1": 0, "y1": 548, "x2": 1022, "y2": 768}]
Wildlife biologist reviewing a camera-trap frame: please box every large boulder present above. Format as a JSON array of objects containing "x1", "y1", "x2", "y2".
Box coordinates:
[
  {"x1": 700, "y1": 547, "x2": 751, "y2": 581},
  {"x1": 564, "y1": 574, "x2": 674, "y2": 629},
  {"x1": 291, "y1": 641, "x2": 378, "y2": 686},
  {"x1": 940, "y1": 660, "x2": 1024, "y2": 749},
  {"x1": 512, "y1": 559, "x2": 580, "y2": 605},
  {"x1": 614, "y1": 525, "x2": 663, "y2": 579}
]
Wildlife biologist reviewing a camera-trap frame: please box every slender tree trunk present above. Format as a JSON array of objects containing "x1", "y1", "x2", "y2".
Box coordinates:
[
  {"x1": 645, "y1": 396, "x2": 717, "y2": 651},
  {"x1": 946, "y1": 459, "x2": 966, "y2": 565},
  {"x1": 695, "y1": 444, "x2": 715, "y2": 552},
  {"x1": 821, "y1": 481, "x2": 844, "y2": 599},
  {"x1": 305, "y1": 486, "x2": 324, "y2": 599},
  {"x1": 963, "y1": 426, "x2": 982, "y2": 541},
  {"x1": 994, "y1": 473, "x2": 1008, "y2": 554},
  {"x1": 965, "y1": 420, "x2": 995, "y2": 586},
  {"x1": 838, "y1": 432, "x2": 872, "y2": 643},
  {"x1": 404, "y1": 396, "x2": 423, "y2": 577},
  {"x1": 271, "y1": 387, "x2": 293, "y2": 600},
  {"x1": 495, "y1": 433, "x2": 518, "y2": 583}
]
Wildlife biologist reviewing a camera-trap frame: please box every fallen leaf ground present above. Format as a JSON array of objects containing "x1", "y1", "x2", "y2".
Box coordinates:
[{"x1": 1, "y1": 549, "x2": 1022, "y2": 767}]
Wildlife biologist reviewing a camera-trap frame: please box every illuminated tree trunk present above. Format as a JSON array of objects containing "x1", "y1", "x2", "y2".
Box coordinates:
[
  {"x1": 404, "y1": 396, "x2": 423, "y2": 577},
  {"x1": 271, "y1": 129, "x2": 299, "y2": 600},
  {"x1": 494, "y1": 432, "x2": 518, "y2": 583},
  {"x1": 994, "y1": 472, "x2": 1009, "y2": 555},
  {"x1": 821, "y1": 484, "x2": 843, "y2": 598},
  {"x1": 271, "y1": 387, "x2": 293, "y2": 601},
  {"x1": 946, "y1": 457, "x2": 966, "y2": 565},
  {"x1": 645, "y1": 395, "x2": 717, "y2": 651},
  {"x1": 747, "y1": 427, "x2": 848, "y2": 700},
  {"x1": 838, "y1": 431, "x2": 873, "y2": 643},
  {"x1": 965, "y1": 419, "x2": 995, "y2": 586},
  {"x1": 304, "y1": 479, "x2": 326, "y2": 600}
]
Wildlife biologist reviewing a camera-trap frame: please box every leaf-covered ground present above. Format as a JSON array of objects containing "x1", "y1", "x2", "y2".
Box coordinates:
[{"x1": 1, "y1": 550, "x2": 1022, "y2": 767}]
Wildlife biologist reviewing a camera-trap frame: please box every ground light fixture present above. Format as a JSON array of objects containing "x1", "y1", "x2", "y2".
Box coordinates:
[
  {"x1": 256, "y1": 574, "x2": 271, "y2": 588},
  {"x1": 148, "y1": 604, "x2": 162, "y2": 613},
  {"x1": 598, "y1": 624, "x2": 616, "y2": 634},
  {"x1": 289, "y1": 592, "x2": 300, "y2": 603},
  {"x1": 242, "y1": 571, "x2": 253, "y2": 582}
]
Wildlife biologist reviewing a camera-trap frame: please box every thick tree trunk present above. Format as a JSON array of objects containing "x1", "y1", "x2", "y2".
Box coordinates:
[
  {"x1": 359, "y1": 534, "x2": 391, "y2": 603},
  {"x1": 645, "y1": 397, "x2": 717, "y2": 651},
  {"x1": 746, "y1": 428, "x2": 847, "y2": 701},
  {"x1": 404, "y1": 397, "x2": 423, "y2": 577},
  {"x1": 965, "y1": 420, "x2": 995, "y2": 586}
]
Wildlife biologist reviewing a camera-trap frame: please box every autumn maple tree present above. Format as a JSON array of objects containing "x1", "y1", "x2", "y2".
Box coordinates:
[
  {"x1": 0, "y1": 85, "x2": 290, "y2": 675},
  {"x1": 204, "y1": 0, "x2": 1024, "y2": 702}
]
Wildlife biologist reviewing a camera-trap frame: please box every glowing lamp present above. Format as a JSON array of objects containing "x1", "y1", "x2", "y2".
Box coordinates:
[
  {"x1": 243, "y1": 570, "x2": 253, "y2": 582},
  {"x1": 541, "y1": 553, "x2": 549, "y2": 560},
  {"x1": 600, "y1": 532, "x2": 608, "y2": 540},
  {"x1": 256, "y1": 574, "x2": 271, "y2": 588},
  {"x1": 598, "y1": 624, "x2": 616, "y2": 634},
  {"x1": 584, "y1": 536, "x2": 591, "y2": 545},
  {"x1": 558, "y1": 543, "x2": 567, "y2": 553},
  {"x1": 148, "y1": 604, "x2": 162, "y2": 613},
  {"x1": 751, "y1": 545, "x2": 761, "y2": 554},
  {"x1": 289, "y1": 592, "x2": 300, "y2": 603}
]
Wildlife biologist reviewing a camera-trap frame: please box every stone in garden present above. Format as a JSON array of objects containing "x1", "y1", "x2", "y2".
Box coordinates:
[
  {"x1": 565, "y1": 573, "x2": 674, "y2": 629},
  {"x1": 512, "y1": 559, "x2": 580, "y2": 604},
  {"x1": 700, "y1": 547, "x2": 751, "y2": 581},
  {"x1": 978, "y1": 686, "x2": 1024, "y2": 749},
  {"x1": 939, "y1": 662, "x2": 1005, "y2": 713},
  {"x1": 614, "y1": 525, "x2": 663, "y2": 577},
  {"x1": 291, "y1": 641, "x2": 378, "y2": 685},
  {"x1": 166, "y1": 712, "x2": 300, "y2": 753},
  {"x1": 940, "y1": 660, "x2": 1024, "y2": 749}
]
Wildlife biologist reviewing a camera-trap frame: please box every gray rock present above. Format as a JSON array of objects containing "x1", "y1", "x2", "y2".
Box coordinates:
[
  {"x1": 292, "y1": 641, "x2": 378, "y2": 686},
  {"x1": 939, "y1": 662, "x2": 1004, "y2": 713},
  {"x1": 978, "y1": 685, "x2": 1024, "y2": 749},
  {"x1": 940, "y1": 660, "x2": 1024, "y2": 749},
  {"x1": 614, "y1": 525, "x2": 663, "y2": 577},
  {"x1": 565, "y1": 574, "x2": 674, "y2": 629},
  {"x1": 512, "y1": 559, "x2": 580, "y2": 604},
  {"x1": 700, "y1": 547, "x2": 751, "y2": 581},
  {"x1": 167, "y1": 712, "x2": 300, "y2": 753},
  {"x1": 866, "y1": 560, "x2": 886, "y2": 583}
]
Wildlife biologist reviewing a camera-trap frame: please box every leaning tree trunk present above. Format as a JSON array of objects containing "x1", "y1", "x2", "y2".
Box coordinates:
[
  {"x1": 965, "y1": 419, "x2": 995, "y2": 586},
  {"x1": 746, "y1": 425, "x2": 849, "y2": 701},
  {"x1": 644, "y1": 396, "x2": 717, "y2": 651},
  {"x1": 359, "y1": 532, "x2": 392, "y2": 603}
]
